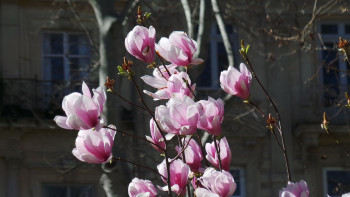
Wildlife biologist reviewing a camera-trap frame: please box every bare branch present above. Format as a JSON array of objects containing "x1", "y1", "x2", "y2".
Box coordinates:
[
  {"x1": 211, "y1": 0, "x2": 234, "y2": 66},
  {"x1": 181, "y1": 0, "x2": 193, "y2": 38}
]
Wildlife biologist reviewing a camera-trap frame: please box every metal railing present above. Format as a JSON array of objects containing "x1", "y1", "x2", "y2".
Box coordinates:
[{"x1": 0, "y1": 78, "x2": 97, "y2": 119}]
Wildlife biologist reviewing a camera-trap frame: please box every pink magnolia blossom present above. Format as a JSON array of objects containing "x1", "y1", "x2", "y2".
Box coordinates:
[
  {"x1": 157, "y1": 159, "x2": 190, "y2": 195},
  {"x1": 279, "y1": 180, "x2": 309, "y2": 197},
  {"x1": 175, "y1": 137, "x2": 203, "y2": 172},
  {"x1": 155, "y1": 95, "x2": 199, "y2": 135},
  {"x1": 146, "y1": 119, "x2": 165, "y2": 153},
  {"x1": 196, "y1": 167, "x2": 237, "y2": 197},
  {"x1": 72, "y1": 125, "x2": 116, "y2": 164},
  {"x1": 141, "y1": 64, "x2": 178, "y2": 89},
  {"x1": 220, "y1": 63, "x2": 252, "y2": 100},
  {"x1": 195, "y1": 188, "x2": 220, "y2": 197},
  {"x1": 54, "y1": 82, "x2": 106, "y2": 130},
  {"x1": 143, "y1": 71, "x2": 196, "y2": 100},
  {"x1": 156, "y1": 31, "x2": 203, "y2": 66},
  {"x1": 196, "y1": 97, "x2": 224, "y2": 135},
  {"x1": 125, "y1": 25, "x2": 156, "y2": 63},
  {"x1": 128, "y1": 177, "x2": 157, "y2": 197},
  {"x1": 205, "y1": 137, "x2": 232, "y2": 171}
]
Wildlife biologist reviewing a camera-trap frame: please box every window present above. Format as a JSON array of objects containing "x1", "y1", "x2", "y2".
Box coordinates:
[
  {"x1": 230, "y1": 168, "x2": 246, "y2": 197},
  {"x1": 43, "y1": 184, "x2": 95, "y2": 197},
  {"x1": 43, "y1": 32, "x2": 91, "y2": 88},
  {"x1": 319, "y1": 23, "x2": 350, "y2": 107},
  {"x1": 197, "y1": 24, "x2": 239, "y2": 89},
  {"x1": 323, "y1": 169, "x2": 350, "y2": 197}
]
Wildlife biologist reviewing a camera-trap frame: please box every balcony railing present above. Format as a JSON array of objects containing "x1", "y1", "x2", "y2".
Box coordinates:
[{"x1": 0, "y1": 78, "x2": 97, "y2": 119}]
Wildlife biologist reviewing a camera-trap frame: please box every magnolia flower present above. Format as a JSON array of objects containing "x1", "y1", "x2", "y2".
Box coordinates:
[
  {"x1": 157, "y1": 159, "x2": 190, "y2": 195},
  {"x1": 72, "y1": 125, "x2": 116, "y2": 164},
  {"x1": 195, "y1": 188, "x2": 220, "y2": 197},
  {"x1": 54, "y1": 82, "x2": 106, "y2": 130},
  {"x1": 155, "y1": 95, "x2": 199, "y2": 135},
  {"x1": 125, "y1": 25, "x2": 156, "y2": 63},
  {"x1": 205, "y1": 137, "x2": 232, "y2": 171},
  {"x1": 143, "y1": 71, "x2": 196, "y2": 100},
  {"x1": 156, "y1": 31, "x2": 203, "y2": 66},
  {"x1": 196, "y1": 167, "x2": 236, "y2": 197},
  {"x1": 146, "y1": 119, "x2": 165, "y2": 153},
  {"x1": 279, "y1": 180, "x2": 309, "y2": 197},
  {"x1": 128, "y1": 178, "x2": 157, "y2": 197},
  {"x1": 196, "y1": 97, "x2": 224, "y2": 135},
  {"x1": 220, "y1": 63, "x2": 252, "y2": 100},
  {"x1": 141, "y1": 64, "x2": 178, "y2": 89},
  {"x1": 175, "y1": 137, "x2": 203, "y2": 172}
]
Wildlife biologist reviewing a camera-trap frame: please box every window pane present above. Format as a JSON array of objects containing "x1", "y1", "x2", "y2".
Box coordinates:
[
  {"x1": 197, "y1": 42, "x2": 213, "y2": 88},
  {"x1": 327, "y1": 170, "x2": 350, "y2": 196},
  {"x1": 345, "y1": 25, "x2": 350, "y2": 34},
  {"x1": 321, "y1": 24, "x2": 338, "y2": 34},
  {"x1": 70, "y1": 186, "x2": 93, "y2": 197},
  {"x1": 230, "y1": 169, "x2": 242, "y2": 196},
  {"x1": 69, "y1": 57, "x2": 90, "y2": 81},
  {"x1": 69, "y1": 34, "x2": 90, "y2": 55},
  {"x1": 43, "y1": 33, "x2": 63, "y2": 54},
  {"x1": 43, "y1": 185, "x2": 67, "y2": 197},
  {"x1": 44, "y1": 57, "x2": 64, "y2": 81},
  {"x1": 322, "y1": 42, "x2": 340, "y2": 107}
]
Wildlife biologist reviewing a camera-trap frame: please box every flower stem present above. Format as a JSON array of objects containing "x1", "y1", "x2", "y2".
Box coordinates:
[
  {"x1": 241, "y1": 52, "x2": 292, "y2": 181},
  {"x1": 212, "y1": 135, "x2": 222, "y2": 171},
  {"x1": 130, "y1": 75, "x2": 173, "y2": 196}
]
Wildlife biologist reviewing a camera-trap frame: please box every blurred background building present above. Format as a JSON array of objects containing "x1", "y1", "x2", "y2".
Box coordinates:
[{"x1": 0, "y1": 0, "x2": 350, "y2": 197}]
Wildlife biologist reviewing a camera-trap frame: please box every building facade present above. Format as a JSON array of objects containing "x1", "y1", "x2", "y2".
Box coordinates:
[{"x1": 1, "y1": 0, "x2": 350, "y2": 197}]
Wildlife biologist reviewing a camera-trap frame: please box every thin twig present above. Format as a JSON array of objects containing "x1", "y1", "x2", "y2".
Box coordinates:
[
  {"x1": 114, "y1": 157, "x2": 166, "y2": 179},
  {"x1": 104, "y1": 126, "x2": 165, "y2": 152},
  {"x1": 129, "y1": 76, "x2": 173, "y2": 197},
  {"x1": 213, "y1": 135, "x2": 222, "y2": 171}
]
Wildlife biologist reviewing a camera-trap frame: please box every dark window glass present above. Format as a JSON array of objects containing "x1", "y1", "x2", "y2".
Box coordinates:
[
  {"x1": 43, "y1": 184, "x2": 94, "y2": 197},
  {"x1": 197, "y1": 43, "x2": 213, "y2": 88},
  {"x1": 322, "y1": 42, "x2": 340, "y2": 107},
  {"x1": 46, "y1": 57, "x2": 64, "y2": 81},
  {"x1": 43, "y1": 33, "x2": 63, "y2": 54},
  {"x1": 345, "y1": 25, "x2": 350, "y2": 34},
  {"x1": 327, "y1": 170, "x2": 350, "y2": 196},
  {"x1": 230, "y1": 169, "x2": 242, "y2": 196},
  {"x1": 43, "y1": 185, "x2": 66, "y2": 197},
  {"x1": 69, "y1": 34, "x2": 90, "y2": 55},
  {"x1": 321, "y1": 24, "x2": 338, "y2": 34}
]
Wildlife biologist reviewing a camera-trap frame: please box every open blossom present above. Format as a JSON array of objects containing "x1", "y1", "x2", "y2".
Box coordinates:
[
  {"x1": 175, "y1": 137, "x2": 203, "y2": 172},
  {"x1": 279, "y1": 180, "x2": 309, "y2": 197},
  {"x1": 125, "y1": 25, "x2": 156, "y2": 63},
  {"x1": 143, "y1": 71, "x2": 196, "y2": 100},
  {"x1": 196, "y1": 97, "x2": 224, "y2": 135},
  {"x1": 54, "y1": 82, "x2": 106, "y2": 130},
  {"x1": 220, "y1": 63, "x2": 252, "y2": 100},
  {"x1": 128, "y1": 178, "x2": 157, "y2": 197},
  {"x1": 141, "y1": 64, "x2": 178, "y2": 89},
  {"x1": 156, "y1": 31, "x2": 203, "y2": 66},
  {"x1": 72, "y1": 125, "x2": 116, "y2": 164},
  {"x1": 195, "y1": 167, "x2": 236, "y2": 197},
  {"x1": 205, "y1": 137, "x2": 232, "y2": 171},
  {"x1": 155, "y1": 95, "x2": 199, "y2": 135},
  {"x1": 157, "y1": 159, "x2": 190, "y2": 195},
  {"x1": 146, "y1": 119, "x2": 165, "y2": 153}
]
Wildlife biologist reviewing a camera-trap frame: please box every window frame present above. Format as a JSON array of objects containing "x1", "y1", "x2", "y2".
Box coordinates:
[
  {"x1": 42, "y1": 183, "x2": 96, "y2": 197},
  {"x1": 323, "y1": 167, "x2": 350, "y2": 197},
  {"x1": 318, "y1": 22, "x2": 350, "y2": 107},
  {"x1": 230, "y1": 167, "x2": 246, "y2": 197},
  {"x1": 41, "y1": 31, "x2": 91, "y2": 82},
  {"x1": 198, "y1": 23, "x2": 239, "y2": 90}
]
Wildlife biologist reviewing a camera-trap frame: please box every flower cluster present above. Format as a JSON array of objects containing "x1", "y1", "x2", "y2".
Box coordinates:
[
  {"x1": 53, "y1": 21, "x2": 315, "y2": 197},
  {"x1": 54, "y1": 82, "x2": 115, "y2": 164}
]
